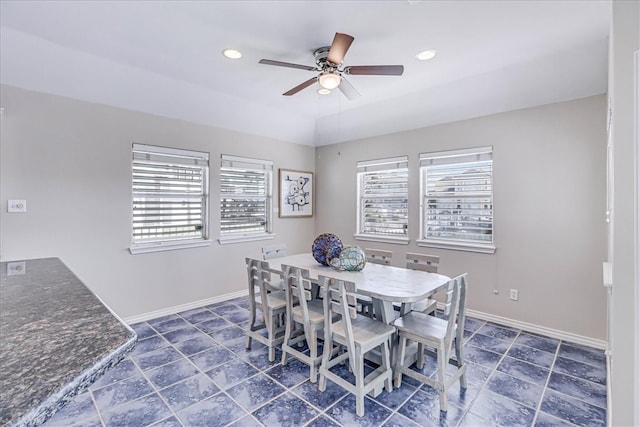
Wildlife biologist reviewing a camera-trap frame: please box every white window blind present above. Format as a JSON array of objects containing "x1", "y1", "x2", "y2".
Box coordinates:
[
  {"x1": 357, "y1": 156, "x2": 409, "y2": 238},
  {"x1": 220, "y1": 155, "x2": 273, "y2": 238},
  {"x1": 132, "y1": 144, "x2": 209, "y2": 247},
  {"x1": 420, "y1": 147, "x2": 493, "y2": 247}
]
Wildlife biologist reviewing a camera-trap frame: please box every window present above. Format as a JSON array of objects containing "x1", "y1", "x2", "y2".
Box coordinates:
[
  {"x1": 355, "y1": 156, "x2": 409, "y2": 244},
  {"x1": 219, "y1": 154, "x2": 274, "y2": 244},
  {"x1": 131, "y1": 144, "x2": 210, "y2": 254},
  {"x1": 419, "y1": 146, "x2": 494, "y2": 253}
]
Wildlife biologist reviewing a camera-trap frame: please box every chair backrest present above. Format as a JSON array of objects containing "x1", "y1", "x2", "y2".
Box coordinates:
[
  {"x1": 282, "y1": 264, "x2": 313, "y2": 328},
  {"x1": 365, "y1": 248, "x2": 392, "y2": 266},
  {"x1": 405, "y1": 252, "x2": 439, "y2": 273},
  {"x1": 441, "y1": 274, "x2": 466, "y2": 354},
  {"x1": 320, "y1": 275, "x2": 358, "y2": 368},
  {"x1": 262, "y1": 244, "x2": 288, "y2": 260},
  {"x1": 246, "y1": 258, "x2": 276, "y2": 312}
]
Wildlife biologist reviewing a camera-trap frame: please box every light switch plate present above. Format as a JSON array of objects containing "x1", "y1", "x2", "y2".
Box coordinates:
[{"x1": 8, "y1": 200, "x2": 27, "y2": 213}]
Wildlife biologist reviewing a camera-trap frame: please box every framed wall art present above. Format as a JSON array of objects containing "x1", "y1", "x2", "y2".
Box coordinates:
[{"x1": 279, "y1": 169, "x2": 313, "y2": 217}]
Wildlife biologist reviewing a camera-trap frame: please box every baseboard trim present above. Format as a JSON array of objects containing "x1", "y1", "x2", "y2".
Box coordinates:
[
  {"x1": 125, "y1": 293, "x2": 607, "y2": 350},
  {"x1": 123, "y1": 289, "x2": 249, "y2": 324},
  {"x1": 465, "y1": 308, "x2": 607, "y2": 350}
]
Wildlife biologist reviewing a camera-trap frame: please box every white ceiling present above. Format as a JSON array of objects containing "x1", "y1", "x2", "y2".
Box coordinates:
[{"x1": 0, "y1": 1, "x2": 610, "y2": 146}]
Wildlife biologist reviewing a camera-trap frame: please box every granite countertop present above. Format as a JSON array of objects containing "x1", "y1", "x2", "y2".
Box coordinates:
[{"x1": 0, "y1": 258, "x2": 137, "y2": 427}]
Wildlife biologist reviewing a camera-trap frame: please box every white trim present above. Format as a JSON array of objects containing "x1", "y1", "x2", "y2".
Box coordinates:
[
  {"x1": 419, "y1": 145, "x2": 493, "y2": 166},
  {"x1": 129, "y1": 240, "x2": 212, "y2": 254},
  {"x1": 123, "y1": 289, "x2": 248, "y2": 324},
  {"x1": 464, "y1": 307, "x2": 607, "y2": 349},
  {"x1": 634, "y1": 48, "x2": 640, "y2": 427},
  {"x1": 221, "y1": 153, "x2": 273, "y2": 167},
  {"x1": 133, "y1": 143, "x2": 209, "y2": 161},
  {"x1": 354, "y1": 234, "x2": 410, "y2": 245},
  {"x1": 218, "y1": 233, "x2": 275, "y2": 245},
  {"x1": 417, "y1": 239, "x2": 496, "y2": 254},
  {"x1": 356, "y1": 155, "x2": 409, "y2": 170},
  {"x1": 124, "y1": 287, "x2": 607, "y2": 348}
]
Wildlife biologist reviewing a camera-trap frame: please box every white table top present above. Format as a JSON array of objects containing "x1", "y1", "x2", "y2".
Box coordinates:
[{"x1": 268, "y1": 253, "x2": 452, "y2": 304}]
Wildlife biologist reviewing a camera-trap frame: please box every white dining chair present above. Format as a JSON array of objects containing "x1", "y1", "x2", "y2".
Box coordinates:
[
  {"x1": 361, "y1": 248, "x2": 394, "y2": 317},
  {"x1": 262, "y1": 244, "x2": 288, "y2": 289},
  {"x1": 262, "y1": 244, "x2": 288, "y2": 260},
  {"x1": 391, "y1": 274, "x2": 468, "y2": 412},
  {"x1": 280, "y1": 264, "x2": 335, "y2": 383},
  {"x1": 245, "y1": 258, "x2": 287, "y2": 362},
  {"x1": 365, "y1": 248, "x2": 392, "y2": 265},
  {"x1": 405, "y1": 252, "x2": 440, "y2": 315},
  {"x1": 318, "y1": 275, "x2": 395, "y2": 417}
]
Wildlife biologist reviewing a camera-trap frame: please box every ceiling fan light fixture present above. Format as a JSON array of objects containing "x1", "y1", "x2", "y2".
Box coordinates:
[
  {"x1": 416, "y1": 50, "x2": 437, "y2": 61},
  {"x1": 222, "y1": 49, "x2": 243, "y2": 59},
  {"x1": 317, "y1": 88, "x2": 332, "y2": 95},
  {"x1": 318, "y1": 71, "x2": 341, "y2": 90}
]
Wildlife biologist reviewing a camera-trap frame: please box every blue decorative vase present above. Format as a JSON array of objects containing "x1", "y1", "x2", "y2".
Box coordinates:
[{"x1": 312, "y1": 233, "x2": 343, "y2": 266}]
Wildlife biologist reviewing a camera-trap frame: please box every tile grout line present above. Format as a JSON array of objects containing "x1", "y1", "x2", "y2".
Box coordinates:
[
  {"x1": 170, "y1": 308, "x2": 265, "y2": 425},
  {"x1": 461, "y1": 325, "x2": 554, "y2": 425},
  {"x1": 451, "y1": 319, "x2": 498, "y2": 425},
  {"x1": 531, "y1": 338, "x2": 571, "y2": 427},
  {"x1": 81, "y1": 300, "x2": 607, "y2": 427}
]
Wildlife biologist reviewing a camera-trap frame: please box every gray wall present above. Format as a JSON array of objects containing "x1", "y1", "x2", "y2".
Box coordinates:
[
  {"x1": 0, "y1": 86, "x2": 608, "y2": 342},
  {"x1": 315, "y1": 95, "x2": 607, "y2": 340},
  {"x1": 0, "y1": 85, "x2": 316, "y2": 318}
]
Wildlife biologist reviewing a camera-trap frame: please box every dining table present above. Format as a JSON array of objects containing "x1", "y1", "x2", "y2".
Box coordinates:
[
  {"x1": 264, "y1": 252, "x2": 455, "y2": 393},
  {"x1": 265, "y1": 252, "x2": 452, "y2": 324}
]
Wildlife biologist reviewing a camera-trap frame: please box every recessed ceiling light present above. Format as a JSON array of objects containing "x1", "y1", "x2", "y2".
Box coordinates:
[
  {"x1": 222, "y1": 49, "x2": 242, "y2": 59},
  {"x1": 317, "y1": 88, "x2": 332, "y2": 95},
  {"x1": 416, "y1": 50, "x2": 437, "y2": 61}
]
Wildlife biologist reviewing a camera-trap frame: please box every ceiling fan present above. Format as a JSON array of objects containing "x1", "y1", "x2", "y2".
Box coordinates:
[{"x1": 258, "y1": 32, "x2": 404, "y2": 100}]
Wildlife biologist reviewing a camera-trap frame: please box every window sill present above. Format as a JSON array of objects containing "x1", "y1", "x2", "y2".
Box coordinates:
[
  {"x1": 130, "y1": 240, "x2": 212, "y2": 254},
  {"x1": 354, "y1": 234, "x2": 410, "y2": 245},
  {"x1": 417, "y1": 239, "x2": 496, "y2": 254},
  {"x1": 218, "y1": 233, "x2": 275, "y2": 245}
]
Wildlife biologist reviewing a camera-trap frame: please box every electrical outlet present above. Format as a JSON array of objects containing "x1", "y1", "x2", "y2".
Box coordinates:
[
  {"x1": 8, "y1": 200, "x2": 27, "y2": 213},
  {"x1": 7, "y1": 261, "x2": 26, "y2": 276},
  {"x1": 510, "y1": 289, "x2": 519, "y2": 301}
]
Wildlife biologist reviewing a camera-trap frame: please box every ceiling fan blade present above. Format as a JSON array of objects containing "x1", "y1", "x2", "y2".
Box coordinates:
[
  {"x1": 345, "y1": 65, "x2": 404, "y2": 76},
  {"x1": 259, "y1": 59, "x2": 317, "y2": 71},
  {"x1": 283, "y1": 76, "x2": 318, "y2": 96},
  {"x1": 338, "y1": 76, "x2": 361, "y2": 101},
  {"x1": 327, "y1": 32, "x2": 355, "y2": 65}
]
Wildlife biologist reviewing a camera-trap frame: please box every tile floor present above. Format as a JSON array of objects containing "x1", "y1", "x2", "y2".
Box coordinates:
[{"x1": 45, "y1": 296, "x2": 607, "y2": 427}]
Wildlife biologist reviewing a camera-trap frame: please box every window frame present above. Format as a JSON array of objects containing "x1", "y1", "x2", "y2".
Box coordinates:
[
  {"x1": 218, "y1": 154, "x2": 275, "y2": 245},
  {"x1": 130, "y1": 143, "x2": 211, "y2": 255},
  {"x1": 354, "y1": 156, "x2": 410, "y2": 245},
  {"x1": 418, "y1": 146, "x2": 495, "y2": 253}
]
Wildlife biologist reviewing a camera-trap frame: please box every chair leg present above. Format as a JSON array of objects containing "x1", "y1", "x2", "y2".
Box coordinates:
[
  {"x1": 355, "y1": 346, "x2": 365, "y2": 417},
  {"x1": 417, "y1": 343, "x2": 425, "y2": 369},
  {"x1": 381, "y1": 339, "x2": 393, "y2": 393},
  {"x1": 266, "y1": 309, "x2": 276, "y2": 362},
  {"x1": 454, "y1": 337, "x2": 467, "y2": 389},
  {"x1": 436, "y1": 343, "x2": 448, "y2": 411},
  {"x1": 246, "y1": 299, "x2": 256, "y2": 350},
  {"x1": 318, "y1": 340, "x2": 332, "y2": 392},
  {"x1": 308, "y1": 328, "x2": 318, "y2": 383},
  {"x1": 281, "y1": 314, "x2": 293, "y2": 366},
  {"x1": 394, "y1": 335, "x2": 408, "y2": 388}
]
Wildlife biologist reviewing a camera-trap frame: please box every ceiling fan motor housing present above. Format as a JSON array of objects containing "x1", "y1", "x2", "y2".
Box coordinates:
[{"x1": 314, "y1": 46, "x2": 337, "y2": 70}]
